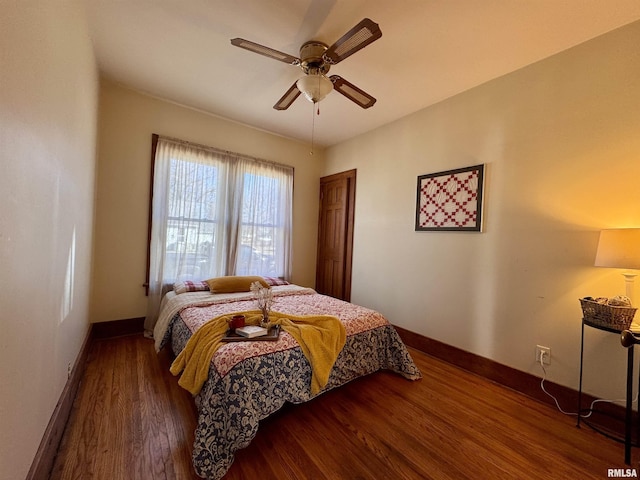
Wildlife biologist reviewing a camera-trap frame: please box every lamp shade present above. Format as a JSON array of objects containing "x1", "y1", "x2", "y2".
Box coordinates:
[
  {"x1": 296, "y1": 74, "x2": 333, "y2": 103},
  {"x1": 594, "y1": 228, "x2": 640, "y2": 270}
]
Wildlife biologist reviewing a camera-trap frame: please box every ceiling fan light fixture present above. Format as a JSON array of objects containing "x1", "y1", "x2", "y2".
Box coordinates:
[
  {"x1": 231, "y1": 18, "x2": 381, "y2": 111},
  {"x1": 296, "y1": 74, "x2": 333, "y2": 103}
]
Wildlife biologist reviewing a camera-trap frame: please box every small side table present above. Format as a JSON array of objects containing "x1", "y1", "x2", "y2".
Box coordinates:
[{"x1": 577, "y1": 319, "x2": 639, "y2": 464}]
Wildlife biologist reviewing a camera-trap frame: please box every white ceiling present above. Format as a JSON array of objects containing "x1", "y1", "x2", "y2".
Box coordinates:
[{"x1": 86, "y1": 0, "x2": 640, "y2": 148}]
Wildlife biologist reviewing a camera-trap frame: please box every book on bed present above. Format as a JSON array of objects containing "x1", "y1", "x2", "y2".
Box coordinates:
[
  {"x1": 235, "y1": 325, "x2": 268, "y2": 338},
  {"x1": 221, "y1": 325, "x2": 281, "y2": 342}
]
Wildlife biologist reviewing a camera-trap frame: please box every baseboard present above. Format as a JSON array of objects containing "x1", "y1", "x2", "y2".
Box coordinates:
[
  {"x1": 394, "y1": 325, "x2": 631, "y2": 436},
  {"x1": 92, "y1": 317, "x2": 145, "y2": 339},
  {"x1": 25, "y1": 325, "x2": 94, "y2": 480}
]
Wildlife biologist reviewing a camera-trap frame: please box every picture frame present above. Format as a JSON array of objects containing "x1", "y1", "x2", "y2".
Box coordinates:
[{"x1": 415, "y1": 164, "x2": 485, "y2": 232}]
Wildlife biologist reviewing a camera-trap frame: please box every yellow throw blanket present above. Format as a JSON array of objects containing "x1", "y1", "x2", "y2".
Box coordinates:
[{"x1": 170, "y1": 310, "x2": 346, "y2": 396}]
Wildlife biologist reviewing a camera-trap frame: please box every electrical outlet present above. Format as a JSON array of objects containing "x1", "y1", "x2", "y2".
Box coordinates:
[
  {"x1": 67, "y1": 362, "x2": 72, "y2": 379},
  {"x1": 536, "y1": 345, "x2": 551, "y2": 365}
]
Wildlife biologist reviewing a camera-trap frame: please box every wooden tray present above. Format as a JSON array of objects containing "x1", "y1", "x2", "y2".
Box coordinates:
[{"x1": 221, "y1": 325, "x2": 280, "y2": 342}]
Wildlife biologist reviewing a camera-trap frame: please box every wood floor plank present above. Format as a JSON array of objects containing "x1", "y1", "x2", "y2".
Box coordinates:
[
  {"x1": 119, "y1": 336, "x2": 144, "y2": 479},
  {"x1": 94, "y1": 338, "x2": 127, "y2": 480},
  {"x1": 156, "y1": 348, "x2": 199, "y2": 476},
  {"x1": 51, "y1": 335, "x2": 637, "y2": 479},
  {"x1": 137, "y1": 339, "x2": 176, "y2": 480},
  {"x1": 50, "y1": 340, "x2": 103, "y2": 479}
]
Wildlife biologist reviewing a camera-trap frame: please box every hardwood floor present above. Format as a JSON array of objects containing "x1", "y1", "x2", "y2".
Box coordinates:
[{"x1": 51, "y1": 334, "x2": 636, "y2": 479}]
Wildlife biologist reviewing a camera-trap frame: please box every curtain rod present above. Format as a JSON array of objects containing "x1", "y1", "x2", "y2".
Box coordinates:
[{"x1": 156, "y1": 134, "x2": 294, "y2": 172}]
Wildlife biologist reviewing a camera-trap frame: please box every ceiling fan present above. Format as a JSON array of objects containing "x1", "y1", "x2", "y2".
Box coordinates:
[{"x1": 230, "y1": 18, "x2": 382, "y2": 111}]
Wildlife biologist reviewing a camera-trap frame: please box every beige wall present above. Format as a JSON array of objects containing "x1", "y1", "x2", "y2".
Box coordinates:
[
  {"x1": 324, "y1": 21, "x2": 640, "y2": 399},
  {"x1": 0, "y1": 2, "x2": 98, "y2": 479},
  {"x1": 91, "y1": 80, "x2": 323, "y2": 323}
]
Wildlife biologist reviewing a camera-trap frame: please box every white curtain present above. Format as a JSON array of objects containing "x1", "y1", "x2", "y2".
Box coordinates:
[{"x1": 144, "y1": 136, "x2": 293, "y2": 332}]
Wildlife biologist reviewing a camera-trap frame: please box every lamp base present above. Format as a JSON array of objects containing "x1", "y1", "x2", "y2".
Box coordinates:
[{"x1": 622, "y1": 272, "x2": 638, "y2": 305}]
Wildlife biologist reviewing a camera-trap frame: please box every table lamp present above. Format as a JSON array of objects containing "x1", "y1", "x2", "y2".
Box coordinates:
[{"x1": 594, "y1": 228, "x2": 640, "y2": 305}]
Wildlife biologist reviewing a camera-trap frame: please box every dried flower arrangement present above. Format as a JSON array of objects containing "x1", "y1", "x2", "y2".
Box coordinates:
[{"x1": 250, "y1": 281, "x2": 275, "y2": 327}]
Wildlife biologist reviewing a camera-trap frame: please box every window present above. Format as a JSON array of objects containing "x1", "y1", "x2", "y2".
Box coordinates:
[
  {"x1": 162, "y1": 155, "x2": 219, "y2": 283},
  {"x1": 145, "y1": 135, "x2": 293, "y2": 327}
]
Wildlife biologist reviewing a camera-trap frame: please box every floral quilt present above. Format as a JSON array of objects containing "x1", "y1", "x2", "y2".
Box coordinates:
[{"x1": 159, "y1": 287, "x2": 422, "y2": 480}]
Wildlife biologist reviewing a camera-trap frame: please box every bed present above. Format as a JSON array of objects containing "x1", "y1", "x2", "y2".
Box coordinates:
[{"x1": 153, "y1": 281, "x2": 422, "y2": 480}]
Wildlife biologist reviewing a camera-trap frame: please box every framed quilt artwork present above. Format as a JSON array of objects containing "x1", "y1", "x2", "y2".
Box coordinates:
[{"x1": 415, "y1": 164, "x2": 485, "y2": 232}]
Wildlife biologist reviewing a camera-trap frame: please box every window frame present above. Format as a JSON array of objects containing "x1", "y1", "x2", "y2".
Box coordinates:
[{"x1": 144, "y1": 134, "x2": 293, "y2": 295}]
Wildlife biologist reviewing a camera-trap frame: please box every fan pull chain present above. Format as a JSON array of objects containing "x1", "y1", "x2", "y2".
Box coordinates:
[{"x1": 310, "y1": 101, "x2": 317, "y2": 155}]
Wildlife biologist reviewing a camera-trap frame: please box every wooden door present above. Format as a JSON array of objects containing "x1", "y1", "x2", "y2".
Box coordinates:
[{"x1": 316, "y1": 170, "x2": 356, "y2": 301}]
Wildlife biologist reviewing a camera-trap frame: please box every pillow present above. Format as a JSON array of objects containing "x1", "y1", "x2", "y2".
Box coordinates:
[
  {"x1": 206, "y1": 275, "x2": 269, "y2": 293},
  {"x1": 263, "y1": 276, "x2": 290, "y2": 286},
  {"x1": 173, "y1": 280, "x2": 210, "y2": 295}
]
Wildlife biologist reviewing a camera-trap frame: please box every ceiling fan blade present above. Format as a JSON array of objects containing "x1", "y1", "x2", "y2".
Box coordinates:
[
  {"x1": 323, "y1": 18, "x2": 382, "y2": 65},
  {"x1": 230, "y1": 38, "x2": 300, "y2": 65},
  {"x1": 273, "y1": 82, "x2": 302, "y2": 110},
  {"x1": 330, "y1": 75, "x2": 376, "y2": 109}
]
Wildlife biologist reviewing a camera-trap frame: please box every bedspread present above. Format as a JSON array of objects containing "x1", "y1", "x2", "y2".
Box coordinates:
[{"x1": 159, "y1": 287, "x2": 421, "y2": 479}]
